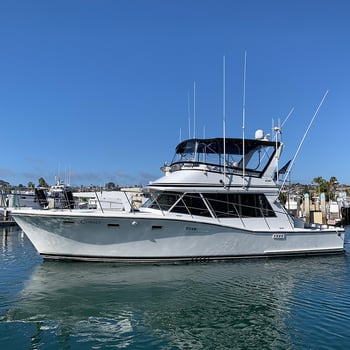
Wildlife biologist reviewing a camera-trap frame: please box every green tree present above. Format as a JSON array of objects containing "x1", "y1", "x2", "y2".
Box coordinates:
[
  {"x1": 28, "y1": 181, "x2": 35, "y2": 189},
  {"x1": 312, "y1": 176, "x2": 328, "y2": 195},
  {"x1": 105, "y1": 182, "x2": 116, "y2": 190},
  {"x1": 312, "y1": 176, "x2": 339, "y2": 200},
  {"x1": 38, "y1": 177, "x2": 49, "y2": 188},
  {"x1": 329, "y1": 176, "x2": 338, "y2": 200}
]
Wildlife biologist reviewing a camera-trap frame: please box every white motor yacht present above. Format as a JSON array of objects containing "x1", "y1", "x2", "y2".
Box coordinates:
[{"x1": 11, "y1": 131, "x2": 345, "y2": 262}]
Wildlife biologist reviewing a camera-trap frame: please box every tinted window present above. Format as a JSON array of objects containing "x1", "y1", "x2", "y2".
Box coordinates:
[
  {"x1": 148, "y1": 192, "x2": 275, "y2": 218},
  {"x1": 149, "y1": 192, "x2": 181, "y2": 211},
  {"x1": 176, "y1": 193, "x2": 211, "y2": 217},
  {"x1": 149, "y1": 192, "x2": 211, "y2": 217},
  {"x1": 205, "y1": 193, "x2": 275, "y2": 218}
]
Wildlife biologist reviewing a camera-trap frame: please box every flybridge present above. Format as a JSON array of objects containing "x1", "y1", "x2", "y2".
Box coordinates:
[{"x1": 170, "y1": 136, "x2": 281, "y2": 177}]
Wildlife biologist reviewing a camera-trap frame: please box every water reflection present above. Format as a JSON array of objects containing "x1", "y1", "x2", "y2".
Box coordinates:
[
  {"x1": 3, "y1": 253, "x2": 349, "y2": 349},
  {"x1": 1, "y1": 225, "x2": 20, "y2": 252}
]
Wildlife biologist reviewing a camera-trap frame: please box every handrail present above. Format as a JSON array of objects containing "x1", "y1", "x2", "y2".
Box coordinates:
[
  {"x1": 94, "y1": 191, "x2": 104, "y2": 213},
  {"x1": 122, "y1": 191, "x2": 136, "y2": 214},
  {"x1": 169, "y1": 161, "x2": 262, "y2": 177}
]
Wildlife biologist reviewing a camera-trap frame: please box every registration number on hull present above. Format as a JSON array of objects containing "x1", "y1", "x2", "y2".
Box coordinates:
[{"x1": 272, "y1": 233, "x2": 286, "y2": 240}]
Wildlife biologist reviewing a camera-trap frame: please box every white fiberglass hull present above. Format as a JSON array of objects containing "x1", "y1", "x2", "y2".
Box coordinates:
[{"x1": 12, "y1": 209, "x2": 345, "y2": 262}]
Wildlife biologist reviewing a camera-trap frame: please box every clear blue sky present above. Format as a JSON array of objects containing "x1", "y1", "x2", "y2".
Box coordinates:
[{"x1": 0, "y1": 0, "x2": 349, "y2": 187}]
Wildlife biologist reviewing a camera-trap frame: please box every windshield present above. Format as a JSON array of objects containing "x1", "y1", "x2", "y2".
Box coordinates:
[{"x1": 171, "y1": 138, "x2": 279, "y2": 174}]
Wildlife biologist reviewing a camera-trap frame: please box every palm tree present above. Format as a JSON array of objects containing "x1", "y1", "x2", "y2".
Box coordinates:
[
  {"x1": 38, "y1": 177, "x2": 49, "y2": 188},
  {"x1": 329, "y1": 176, "x2": 338, "y2": 201},
  {"x1": 312, "y1": 176, "x2": 327, "y2": 195}
]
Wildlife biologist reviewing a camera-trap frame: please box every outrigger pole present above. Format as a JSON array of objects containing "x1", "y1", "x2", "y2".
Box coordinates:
[{"x1": 279, "y1": 89, "x2": 329, "y2": 195}]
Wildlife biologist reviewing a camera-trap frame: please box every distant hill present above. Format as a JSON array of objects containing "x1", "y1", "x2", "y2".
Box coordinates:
[{"x1": 0, "y1": 180, "x2": 10, "y2": 187}]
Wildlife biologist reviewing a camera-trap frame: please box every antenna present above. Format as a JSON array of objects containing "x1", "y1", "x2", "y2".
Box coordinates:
[
  {"x1": 193, "y1": 81, "x2": 196, "y2": 138},
  {"x1": 272, "y1": 118, "x2": 282, "y2": 181},
  {"x1": 281, "y1": 107, "x2": 294, "y2": 128},
  {"x1": 187, "y1": 92, "x2": 191, "y2": 139},
  {"x1": 223, "y1": 55, "x2": 227, "y2": 184},
  {"x1": 242, "y1": 51, "x2": 247, "y2": 187},
  {"x1": 272, "y1": 107, "x2": 294, "y2": 182},
  {"x1": 279, "y1": 90, "x2": 329, "y2": 193}
]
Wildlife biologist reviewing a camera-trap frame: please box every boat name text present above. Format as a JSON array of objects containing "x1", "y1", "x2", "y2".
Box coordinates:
[{"x1": 80, "y1": 219, "x2": 101, "y2": 225}]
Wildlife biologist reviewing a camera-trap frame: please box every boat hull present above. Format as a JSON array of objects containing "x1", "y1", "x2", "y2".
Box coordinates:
[{"x1": 12, "y1": 210, "x2": 345, "y2": 262}]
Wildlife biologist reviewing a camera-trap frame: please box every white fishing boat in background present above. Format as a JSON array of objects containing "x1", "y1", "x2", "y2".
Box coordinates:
[
  {"x1": 11, "y1": 128, "x2": 345, "y2": 262},
  {"x1": 5, "y1": 190, "x2": 42, "y2": 210},
  {"x1": 4, "y1": 178, "x2": 136, "y2": 212}
]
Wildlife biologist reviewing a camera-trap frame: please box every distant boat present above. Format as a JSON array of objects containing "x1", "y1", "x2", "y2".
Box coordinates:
[
  {"x1": 12, "y1": 130, "x2": 345, "y2": 262},
  {"x1": 5, "y1": 190, "x2": 42, "y2": 210}
]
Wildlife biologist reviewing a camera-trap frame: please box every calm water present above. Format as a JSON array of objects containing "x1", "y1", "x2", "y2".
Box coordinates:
[{"x1": 1, "y1": 227, "x2": 350, "y2": 349}]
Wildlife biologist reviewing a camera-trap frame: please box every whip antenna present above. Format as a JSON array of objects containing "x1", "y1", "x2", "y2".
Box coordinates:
[
  {"x1": 242, "y1": 51, "x2": 247, "y2": 187},
  {"x1": 279, "y1": 90, "x2": 329, "y2": 194},
  {"x1": 223, "y1": 56, "x2": 226, "y2": 184},
  {"x1": 193, "y1": 81, "x2": 196, "y2": 138},
  {"x1": 187, "y1": 92, "x2": 191, "y2": 139}
]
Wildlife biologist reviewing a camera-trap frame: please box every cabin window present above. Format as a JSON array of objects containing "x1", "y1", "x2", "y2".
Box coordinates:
[
  {"x1": 204, "y1": 193, "x2": 275, "y2": 218},
  {"x1": 147, "y1": 192, "x2": 275, "y2": 218},
  {"x1": 205, "y1": 193, "x2": 238, "y2": 218},
  {"x1": 148, "y1": 192, "x2": 211, "y2": 217},
  {"x1": 148, "y1": 192, "x2": 181, "y2": 211},
  {"x1": 172, "y1": 193, "x2": 211, "y2": 217}
]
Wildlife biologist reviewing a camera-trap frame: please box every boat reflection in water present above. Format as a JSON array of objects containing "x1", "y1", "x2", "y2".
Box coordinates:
[{"x1": 5, "y1": 253, "x2": 350, "y2": 349}]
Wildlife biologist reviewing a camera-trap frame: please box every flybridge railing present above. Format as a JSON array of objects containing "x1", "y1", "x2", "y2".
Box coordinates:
[
  {"x1": 169, "y1": 161, "x2": 263, "y2": 177},
  {"x1": 172, "y1": 139, "x2": 279, "y2": 177}
]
